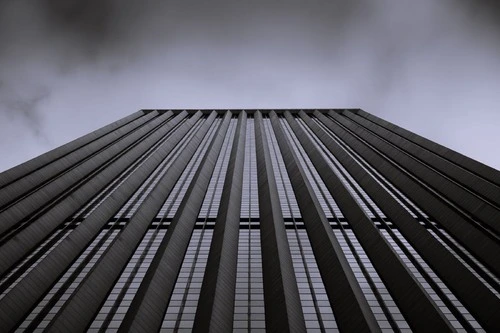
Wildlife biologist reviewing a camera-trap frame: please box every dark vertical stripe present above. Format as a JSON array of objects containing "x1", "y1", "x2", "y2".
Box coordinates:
[
  {"x1": 252, "y1": 111, "x2": 306, "y2": 333},
  {"x1": 0, "y1": 111, "x2": 199, "y2": 332},
  {"x1": 0, "y1": 110, "x2": 147, "y2": 188},
  {"x1": 343, "y1": 111, "x2": 500, "y2": 205},
  {"x1": 314, "y1": 110, "x2": 500, "y2": 278},
  {"x1": 327, "y1": 111, "x2": 500, "y2": 235},
  {"x1": 0, "y1": 111, "x2": 181, "y2": 275},
  {"x1": 0, "y1": 111, "x2": 170, "y2": 235},
  {"x1": 193, "y1": 112, "x2": 247, "y2": 332},
  {"x1": 0, "y1": 111, "x2": 158, "y2": 209},
  {"x1": 353, "y1": 109, "x2": 500, "y2": 187},
  {"x1": 299, "y1": 110, "x2": 500, "y2": 332},
  {"x1": 270, "y1": 111, "x2": 385, "y2": 333},
  {"x1": 118, "y1": 111, "x2": 232, "y2": 332},
  {"x1": 46, "y1": 111, "x2": 219, "y2": 332}
]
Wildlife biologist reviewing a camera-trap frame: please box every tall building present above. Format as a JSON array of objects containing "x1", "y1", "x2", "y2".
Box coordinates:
[{"x1": 0, "y1": 109, "x2": 499, "y2": 332}]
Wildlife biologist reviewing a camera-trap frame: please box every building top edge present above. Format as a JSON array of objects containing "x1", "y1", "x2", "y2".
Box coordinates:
[{"x1": 141, "y1": 109, "x2": 362, "y2": 115}]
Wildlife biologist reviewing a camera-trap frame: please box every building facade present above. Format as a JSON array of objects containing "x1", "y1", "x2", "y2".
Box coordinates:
[{"x1": 0, "y1": 109, "x2": 499, "y2": 332}]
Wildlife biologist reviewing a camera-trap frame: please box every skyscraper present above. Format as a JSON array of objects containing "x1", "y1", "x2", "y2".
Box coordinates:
[{"x1": 0, "y1": 109, "x2": 498, "y2": 332}]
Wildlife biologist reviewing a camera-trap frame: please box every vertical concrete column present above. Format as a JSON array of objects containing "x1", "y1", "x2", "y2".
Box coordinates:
[
  {"x1": 193, "y1": 112, "x2": 247, "y2": 332},
  {"x1": 252, "y1": 111, "x2": 306, "y2": 333}
]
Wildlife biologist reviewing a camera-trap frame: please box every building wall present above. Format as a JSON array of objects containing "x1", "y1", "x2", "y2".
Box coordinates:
[{"x1": 0, "y1": 109, "x2": 499, "y2": 332}]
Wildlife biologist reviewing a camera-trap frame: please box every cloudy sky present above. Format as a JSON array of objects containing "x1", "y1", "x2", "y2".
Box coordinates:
[{"x1": 0, "y1": 0, "x2": 499, "y2": 172}]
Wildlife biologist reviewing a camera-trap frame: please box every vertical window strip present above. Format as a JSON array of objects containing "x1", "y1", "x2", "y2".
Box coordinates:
[
  {"x1": 116, "y1": 118, "x2": 204, "y2": 219},
  {"x1": 157, "y1": 118, "x2": 221, "y2": 219},
  {"x1": 89, "y1": 228, "x2": 168, "y2": 331},
  {"x1": 0, "y1": 229, "x2": 72, "y2": 300},
  {"x1": 298, "y1": 117, "x2": 383, "y2": 218},
  {"x1": 233, "y1": 230, "x2": 265, "y2": 332},
  {"x1": 240, "y1": 116, "x2": 250, "y2": 220},
  {"x1": 312, "y1": 116, "x2": 427, "y2": 218},
  {"x1": 333, "y1": 228, "x2": 403, "y2": 332},
  {"x1": 199, "y1": 117, "x2": 237, "y2": 219},
  {"x1": 240, "y1": 116, "x2": 259, "y2": 220},
  {"x1": 249, "y1": 118, "x2": 259, "y2": 219},
  {"x1": 262, "y1": 116, "x2": 300, "y2": 219},
  {"x1": 380, "y1": 230, "x2": 482, "y2": 332},
  {"x1": 235, "y1": 115, "x2": 264, "y2": 332},
  {"x1": 73, "y1": 116, "x2": 187, "y2": 219},
  {"x1": 17, "y1": 229, "x2": 120, "y2": 331},
  {"x1": 281, "y1": 117, "x2": 343, "y2": 218},
  {"x1": 349, "y1": 230, "x2": 410, "y2": 332},
  {"x1": 265, "y1": 115, "x2": 337, "y2": 331},
  {"x1": 288, "y1": 230, "x2": 339, "y2": 332},
  {"x1": 161, "y1": 229, "x2": 213, "y2": 331}
]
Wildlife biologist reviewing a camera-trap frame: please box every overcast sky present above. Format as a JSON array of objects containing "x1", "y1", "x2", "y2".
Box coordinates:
[{"x1": 0, "y1": 0, "x2": 499, "y2": 172}]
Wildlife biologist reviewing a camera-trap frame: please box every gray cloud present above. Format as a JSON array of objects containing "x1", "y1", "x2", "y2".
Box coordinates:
[
  {"x1": 0, "y1": 82, "x2": 51, "y2": 140},
  {"x1": 0, "y1": 0, "x2": 499, "y2": 171}
]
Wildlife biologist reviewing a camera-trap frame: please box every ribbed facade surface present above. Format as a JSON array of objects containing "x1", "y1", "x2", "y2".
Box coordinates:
[{"x1": 0, "y1": 109, "x2": 499, "y2": 333}]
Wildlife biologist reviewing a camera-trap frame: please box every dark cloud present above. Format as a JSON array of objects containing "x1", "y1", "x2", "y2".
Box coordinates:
[
  {"x1": 0, "y1": 82, "x2": 50, "y2": 140},
  {"x1": 0, "y1": 0, "x2": 499, "y2": 171},
  {"x1": 456, "y1": 0, "x2": 500, "y2": 23},
  {"x1": 42, "y1": 0, "x2": 114, "y2": 35}
]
